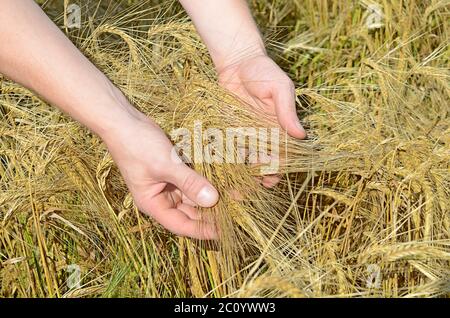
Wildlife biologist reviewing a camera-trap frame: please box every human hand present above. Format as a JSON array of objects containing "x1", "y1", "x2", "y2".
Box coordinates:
[
  {"x1": 102, "y1": 111, "x2": 219, "y2": 240},
  {"x1": 0, "y1": 0, "x2": 220, "y2": 240}
]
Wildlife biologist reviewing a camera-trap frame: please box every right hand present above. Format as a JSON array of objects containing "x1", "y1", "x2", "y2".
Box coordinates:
[{"x1": 102, "y1": 110, "x2": 219, "y2": 240}]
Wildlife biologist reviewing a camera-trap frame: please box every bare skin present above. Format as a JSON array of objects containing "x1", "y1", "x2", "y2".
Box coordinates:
[{"x1": 0, "y1": 0, "x2": 306, "y2": 240}]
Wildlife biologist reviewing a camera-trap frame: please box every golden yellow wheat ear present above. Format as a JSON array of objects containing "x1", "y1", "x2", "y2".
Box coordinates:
[{"x1": 0, "y1": 0, "x2": 449, "y2": 297}]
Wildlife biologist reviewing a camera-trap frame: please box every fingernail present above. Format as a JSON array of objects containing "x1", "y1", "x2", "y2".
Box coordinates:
[{"x1": 197, "y1": 186, "x2": 218, "y2": 207}]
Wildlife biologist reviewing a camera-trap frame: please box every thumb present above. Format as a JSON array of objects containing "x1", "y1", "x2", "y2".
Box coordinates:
[
  {"x1": 167, "y1": 164, "x2": 219, "y2": 208},
  {"x1": 272, "y1": 82, "x2": 307, "y2": 139}
]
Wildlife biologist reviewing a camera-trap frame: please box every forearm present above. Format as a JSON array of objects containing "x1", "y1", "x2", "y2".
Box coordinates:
[
  {"x1": 0, "y1": 0, "x2": 143, "y2": 139},
  {"x1": 179, "y1": 0, "x2": 266, "y2": 71}
]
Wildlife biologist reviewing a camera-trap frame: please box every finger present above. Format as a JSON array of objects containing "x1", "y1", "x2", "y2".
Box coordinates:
[
  {"x1": 166, "y1": 187, "x2": 203, "y2": 210},
  {"x1": 272, "y1": 82, "x2": 307, "y2": 139},
  {"x1": 167, "y1": 164, "x2": 219, "y2": 208}
]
